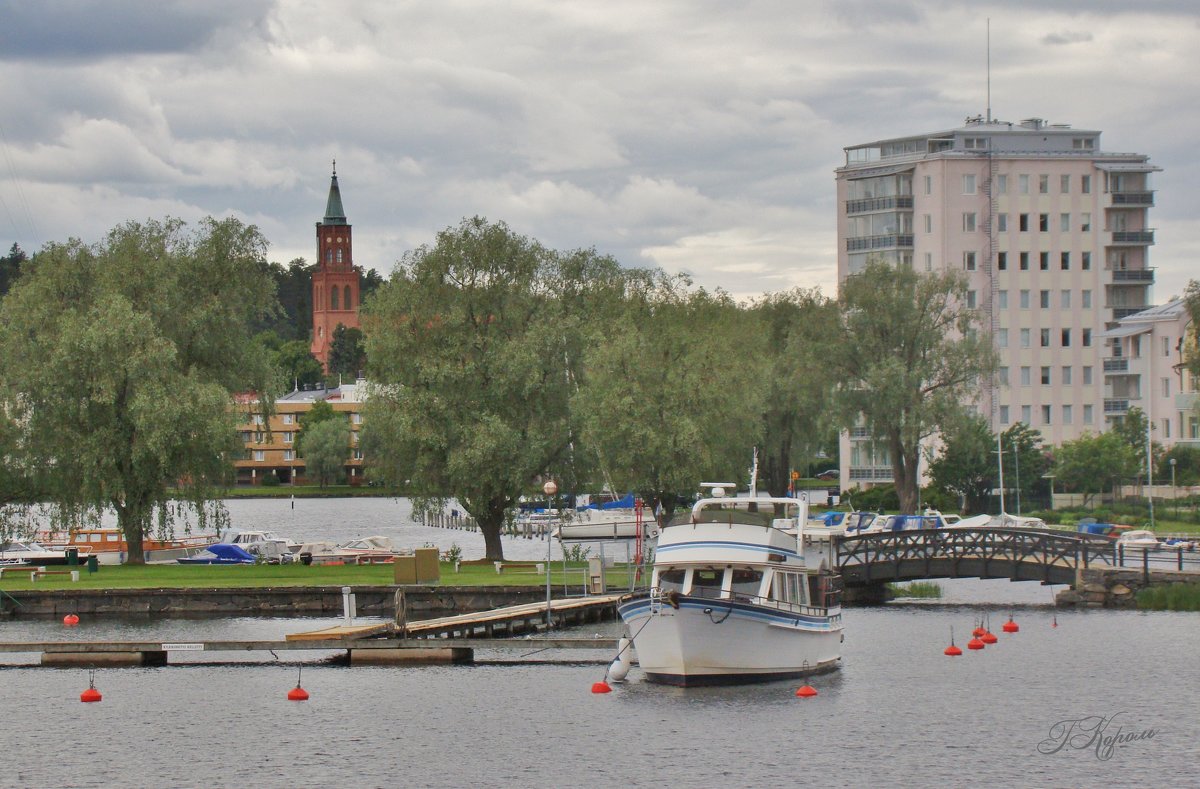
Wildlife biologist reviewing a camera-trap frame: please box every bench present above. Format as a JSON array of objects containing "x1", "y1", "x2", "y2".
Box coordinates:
[
  {"x1": 493, "y1": 561, "x2": 546, "y2": 574},
  {"x1": 0, "y1": 565, "x2": 45, "y2": 579},
  {"x1": 31, "y1": 569, "x2": 80, "y2": 582}
]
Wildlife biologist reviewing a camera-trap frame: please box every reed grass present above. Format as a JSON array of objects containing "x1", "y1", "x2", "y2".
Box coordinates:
[
  {"x1": 1135, "y1": 583, "x2": 1200, "y2": 612},
  {"x1": 888, "y1": 581, "x2": 943, "y2": 599}
]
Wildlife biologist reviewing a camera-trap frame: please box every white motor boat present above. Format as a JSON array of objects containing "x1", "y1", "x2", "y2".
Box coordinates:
[
  {"x1": 1117, "y1": 530, "x2": 1160, "y2": 550},
  {"x1": 227, "y1": 530, "x2": 301, "y2": 555},
  {"x1": 0, "y1": 540, "x2": 77, "y2": 566},
  {"x1": 550, "y1": 507, "x2": 657, "y2": 541},
  {"x1": 618, "y1": 485, "x2": 843, "y2": 686}
]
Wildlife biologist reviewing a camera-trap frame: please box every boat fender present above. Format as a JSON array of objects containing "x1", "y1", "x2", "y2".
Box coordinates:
[
  {"x1": 608, "y1": 637, "x2": 633, "y2": 682},
  {"x1": 666, "y1": 591, "x2": 680, "y2": 609}
]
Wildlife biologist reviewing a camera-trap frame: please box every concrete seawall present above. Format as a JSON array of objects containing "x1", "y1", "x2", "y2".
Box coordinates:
[{"x1": 0, "y1": 586, "x2": 557, "y2": 619}]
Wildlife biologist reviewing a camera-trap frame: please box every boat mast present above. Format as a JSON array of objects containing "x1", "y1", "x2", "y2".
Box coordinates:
[{"x1": 995, "y1": 432, "x2": 1006, "y2": 515}]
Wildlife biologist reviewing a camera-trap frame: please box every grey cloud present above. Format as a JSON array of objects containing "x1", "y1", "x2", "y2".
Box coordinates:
[{"x1": 1042, "y1": 31, "x2": 1094, "y2": 45}]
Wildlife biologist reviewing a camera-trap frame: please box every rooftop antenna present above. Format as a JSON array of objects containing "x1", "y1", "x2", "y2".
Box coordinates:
[{"x1": 986, "y1": 18, "x2": 992, "y2": 123}]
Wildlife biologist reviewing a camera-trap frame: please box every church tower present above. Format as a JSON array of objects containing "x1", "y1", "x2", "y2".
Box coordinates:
[{"x1": 310, "y1": 163, "x2": 361, "y2": 371}]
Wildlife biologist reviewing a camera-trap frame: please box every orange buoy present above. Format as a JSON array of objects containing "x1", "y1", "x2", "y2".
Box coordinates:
[
  {"x1": 287, "y1": 667, "x2": 309, "y2": 701},
  {"x1": 81, "y1": 670, "x2": 101, "y2": 702},
  {"x1": 591, "y1": 681, "x2": 612, "y2": 694},
  {"x1": 1002, "y1": 617, "x2": 1019, "y2": 633},
  {"x1": 63, "y1": 614, "x2": 80, "y2": 626},
  {"x1": 1052, "y1": 615, "x2": 1058, "y2": 628},
  {"x1": 981, "y1": 630, "x2": 998, "y2": 645},
  {"x1": 944, "y1": 626, "x2": 962, "y2": 656},
  {"x1": 967, "y1": 636, "x2": 985, "y2": 650},
  {"x1": 795, "y1": 684, "x2": 818, "y2": 697},
  {"x1": 972, "y1": 626, "x2": 986, "y2": 638}
]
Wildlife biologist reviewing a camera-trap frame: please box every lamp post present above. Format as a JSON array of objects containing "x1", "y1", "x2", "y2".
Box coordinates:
[
  {"x1": 1170, "y1": 458, "x2": 1177, "y2": 520},
  {"x1": 543, "y1": 479, "x2": 557, "y2": 628}
]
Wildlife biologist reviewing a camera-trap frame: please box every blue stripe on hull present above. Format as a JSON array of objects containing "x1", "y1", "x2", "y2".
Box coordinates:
[{"x1": 645, "y1": 659, "x2": 841, "y2": 687}]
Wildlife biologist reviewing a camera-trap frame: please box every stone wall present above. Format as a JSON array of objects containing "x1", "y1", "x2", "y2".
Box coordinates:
[{"x1": 1056, "y1": 567, "x2": 1200, "y2": 609}]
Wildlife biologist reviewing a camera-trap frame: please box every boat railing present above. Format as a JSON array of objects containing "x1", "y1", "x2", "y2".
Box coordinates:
[{"x1": 654, "y1": 585, "x2": 837, "y2": 618}]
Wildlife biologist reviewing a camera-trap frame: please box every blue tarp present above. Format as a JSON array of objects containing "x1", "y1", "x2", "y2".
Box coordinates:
[
  {"x1": 177, "y1": 543, "x2": 256, "y2": 564},
  {"x1": 580, "y1": 494, "x2": 636, "y2": 511}
]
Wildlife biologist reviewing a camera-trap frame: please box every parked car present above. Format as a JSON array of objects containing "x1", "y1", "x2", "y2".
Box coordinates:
[{"x1": 816, "y1": 469, "x2": 838, "y2": 480}]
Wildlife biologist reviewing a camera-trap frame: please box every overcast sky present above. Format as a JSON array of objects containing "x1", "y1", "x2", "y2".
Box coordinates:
[{"x1": 1, "y1": 0, "x2": 1197, "y2": 300}]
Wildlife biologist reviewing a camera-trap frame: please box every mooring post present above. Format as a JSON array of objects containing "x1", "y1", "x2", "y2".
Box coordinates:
[
  {"x1": 342, "y1": 586, "x2": 356, "y2": 626},
  {"x1": 393, "y1": 588, "x2": 407, "y2": 638},
  {"x1": 1142, "y1": 549, "x2": 1149, "y2": 585}
]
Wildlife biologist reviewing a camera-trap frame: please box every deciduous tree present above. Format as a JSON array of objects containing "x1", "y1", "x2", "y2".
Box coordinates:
[
  {"x1": 302, "y1": 418, "x2": 349, "y2": 487},
  {"x1": 927, "y1": 413, "x2": 995, "y2": 513}
]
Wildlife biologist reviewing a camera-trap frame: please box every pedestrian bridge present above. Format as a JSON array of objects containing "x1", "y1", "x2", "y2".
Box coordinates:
[{"x1": 835, "y1": 528, "x2": 1117, "y2": 588}]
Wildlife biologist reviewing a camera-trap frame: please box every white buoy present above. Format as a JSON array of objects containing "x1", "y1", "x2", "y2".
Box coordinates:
[{"x1": 608, "y1": 637, "x2": 633, "y2": 682}]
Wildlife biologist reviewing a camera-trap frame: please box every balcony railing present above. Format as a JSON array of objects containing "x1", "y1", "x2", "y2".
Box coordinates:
[
  {"x1": 1110, "y1": 190, "x2": 1155, "y2": 206},
  {"x1": 1111, "y1": 306, "x2": 1151, "y2": 319},
  {"x1": 1104, "y1": 398, "x2": 1131, "y2": 414},
  {"x1": 1176, "y1": 392, "x2": 1200, "y2": 411},
  {"x1": 846, "y1": 234, "x2": 914, "y2": 252},
  {"x1": 845, "y1": 195, "x2": 914, "y2": 215},
  {"x1": 1110, "y1": 230, "x2": 1155, "y2": 245},
  {"x1": 849, "y1": 427, "x2": 871, "y2": 439},
  {"x1": 849, "y1": 467, "x2": 894, "y2": 482},
  {"x1": 1110, "y1": 268, "x2": 1155, "y2": 283},
  {"x1": 1103, "y1": 357, "x2": 1129, "y2": 373}
]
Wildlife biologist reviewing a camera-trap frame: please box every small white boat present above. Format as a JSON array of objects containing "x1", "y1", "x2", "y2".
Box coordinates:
[
  {"x1": 0, "y1": 540, "x2": 77, "y2": 566},
  {"x1": 340, "y1": 536, "x2": 402, "y2": 563},
  {"x1": 227, "y1": 530, "x2": 301, "y2": 555},
  {"x1": 1117, "y1": 530, "x2": 1160, "y2": 550},
  {"x1": 618, "y1": 481, "x2": 843, "y2": 686},
  {"x1": 550, "y1": 508, "x2": 657, "y2": 541}
]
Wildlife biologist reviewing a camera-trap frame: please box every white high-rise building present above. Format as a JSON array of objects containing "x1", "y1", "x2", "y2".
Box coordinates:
[{"x1": 835, "y1": 116, "x2": 1159, "y2": 489}]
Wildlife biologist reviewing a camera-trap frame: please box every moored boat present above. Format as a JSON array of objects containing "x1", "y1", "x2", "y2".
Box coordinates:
[
  {"x1": 44, "y1": 527, "x2": 217, "y2": 564},
  {"x1": 0, "y1": 539, "x2": 84, "y2": 566},
  {"x1": 617, "y1": 483, "x2": 843, "y2": 686}
]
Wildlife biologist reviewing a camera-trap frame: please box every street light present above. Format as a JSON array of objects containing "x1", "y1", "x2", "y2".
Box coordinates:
[
  {"x1": 1170, "y1": 458, "x2": 1177, "y2": 520},
  {"x1": 543, "y1": 479, "x2": 557, "y2": 628}
]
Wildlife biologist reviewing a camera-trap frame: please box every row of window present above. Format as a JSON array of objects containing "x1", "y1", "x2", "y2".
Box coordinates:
[
  {"x1": 999, "y1": 365, "x2": 1094, "y2": 387},
  {"x1": 957, "y1": 173, "x2": 1093, "y2": 196},
  {"x1": 247, "y1": 449, "x2": 365, "y2": 462},
  {"x1": 996, "y1": 326, "x2": 1092, "y2": 349},
  {"x1": 996, "y1": 250, "x2": 1091, "y2": 271},
  {"x1": 997, "y1": 288, "x2": 1093, "y2": 310},
  {"x1": 945, "y1": 211, "x2": 1094, "y2": 234},
  {"x1": 246, "y1": 412, "x2": 363, "y2": 426},
  {"x1": 998, "y1": 404, "x2": 1093, "y2": 427}
]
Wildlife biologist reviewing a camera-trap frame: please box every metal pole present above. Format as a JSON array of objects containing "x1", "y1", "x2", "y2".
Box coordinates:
[{"x1": 543, "y1": 479, "x2": 558, "y2": 628}]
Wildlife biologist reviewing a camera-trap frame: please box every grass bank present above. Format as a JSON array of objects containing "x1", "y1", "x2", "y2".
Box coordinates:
[
  {"x1": 0, "y1": 561, "x2": 631, "y2": 591},
  {"x1": 887, "y1": 581, "x2": 943, "y2": 599},
  {"x1": 1136, "y1": 583, "x2": 1200, "y2": 612}
]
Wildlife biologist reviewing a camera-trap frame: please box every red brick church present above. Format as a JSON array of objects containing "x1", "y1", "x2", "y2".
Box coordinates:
[{"x1": 309, "y1": 164, "x2": 362, "y2": 370}]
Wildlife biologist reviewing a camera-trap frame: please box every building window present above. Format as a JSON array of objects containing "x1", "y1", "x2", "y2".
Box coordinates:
[
  {"x1": 999, "y1": 367, "x2": 1009, "y2": 386},
  {"x1": 1041, "y1": 366, "x2": 1051, "y2": 385},
  {"x1": 1162, "y1": 337, "x2": 1170, "y2": 357},
  {"x1": 283, "y1": 432, "x2": 293, "y2": 444},
  {"x1": 997, "y1": 174, "x2": 1008, "y2": 194},
  {"x1": 964, "y1": 251, "x2": 976, "y2": 271},
  {"x1": 353, "y1": 449, "x2": 364, "y2": 460},
  {"x1": 1038, "y1": 174, "x2": 1049, "y2": 194},
  {"x1": 963, "y1": 213, "x2": 976, "y2": 232},
  {"x1": 1061, "y1": 328, "x2": 1071, "y2": 346},
  {"x1": 1040, "y1": 328, "x2": 1051, "y2": 347},
  {"x1": 1073, "y1": 138, "x2": 1095, "y2": 150},
  {"x1": 1020, "y1": 290, "x2": 1030, "y2": 309},
  {"x1": 284, "y1": 450, "x2": 294, "y2": 461},
  {"x1": 1039, "y1": 214, "x2": 1049, "y2": 232},
  {"x1": 325, "y1": 250, "x2": 332, "y2": 263},
  {"x1": 1060, "y1": 174, "x2": 1070, "y2": 193},
  {"x1": 331, "y1": 287, "x2": 340, "y2": 311},
  {"x1": 966, "y1": 290, "x2": 977, "y2": 308},
  {"x1": 1082, "y1": 329, "x2": 1092, "y2": 347},
  {"x1": 1163, "y1": 377, "x2": 1171, "y2": 398},
  {"x1": 964, "y1": 137, "x2": 987, "y2": 150},
  {"x1": 998, "y1": 290, "x2": 1008, "y2": 309},
  {"x1": 1020, "y1": 252, "x2": 1030, "y2": 270},
  {"x1": 1062, "y1": 366, "x2": 1072, "y2": 385},
  {"x1": 1040, "y1": 252, "x2": 1049, "y2": 271},
  {"x1": 924, "y1": 214, "x2": 932, "y2": 233},
  {"x1": 997, "y1": 213, "x2": 1008, "y2": 232},
  {"x1": 1081, "y1": 252, "x2": 1091, "y2": 270},
  {"x1": 963, "y1": 175, "x2": 977, "y2": 194},
  {"x1": 352, "y1": 412, "x2": 362, "y2": 424},
  {"x1": 1020, "y1": 329, "x2": 1031, "y2": 349},
  {"x1": 1000, "y1": 405, "x2": 1010, "y2": 424},
  {"x1": 1083, "y1": 366, "x2": 1093, "y2": 385},
  {"x1": 336, "y1": 249, "x2": 343, "y2": 264},
  {"x1": 1061, "y1": 252, "x2": 1070, "y2": 270},
  {"x1": 924, "y1": 252, "x2": 932, "y2": 271},
  {"x1": 1040, "y1": 290, "x2": 1050, "y2": 309},
  {"x1": 1042, "y1": 404, "x2": 1052, "y2": 424},
  {"x1": 254, "y1": 450, "x2": 265, "y2": 462},
  {"x1": 1019, "y1": 214, "x2": 1029, "y2": 232},
  {"x1": 1063, "y1": 405, "x2": 1073, "y2": 425},
  {"x1": 1022, "y1": 405, "x2": 1032, "y2": 424},
  {"x1": 1021, "y1": 366, "x2": 1031, "y2": 386},
  {"x1": 1082, "y1": 290, "x2": 1092, "y2": 308},
  {"x1": 1060, "y1": 213, "x2": 1070, "y2": 232},
  {"x1": 998, "y1": 328, "x2": 1009, "y2": 348},
  {"x1": 923, "y1": 175, "x2": 932, "y2": 195},
  {"x1": 282, "y1": 414, "x2": 294, "y2": 425},
  {"x1": 344, "y1": 285, "x2": 353, "y2": 310},
  {"x1": 1163, "y1": 419, "x2": 1170, "y2": 439},
  {"x1": 1061, "y1": 290, "x2": 1071, "y2": 309},
  {"x1": 1019, "y1": 175, "x2": 1030, "y2": 194},
  {"x1": 1083, "y1": 404, "x2": 1094, "y2": 424},
  {"x1": 998, "y1": 252, "x2": 1008, "y2": 270},
  {"x1": 1082, "y1": 175, "x2": 1091, "y2": 194}
]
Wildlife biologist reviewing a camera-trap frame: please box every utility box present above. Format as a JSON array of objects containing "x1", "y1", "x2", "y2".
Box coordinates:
[
  {"x1": 393, "y1": 555, "x2": 418, "y2": 585},
  {"x1": 414, "y1": 547, "x2": 440, "y2": 583},
  {"x1": 588, "y1": 557, "x2": 606, "y2": 594}
]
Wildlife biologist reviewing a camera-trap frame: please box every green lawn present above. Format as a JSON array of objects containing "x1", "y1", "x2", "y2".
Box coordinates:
[{"x1": 0, "y1": 561, "x2": 635, "y2": 591}]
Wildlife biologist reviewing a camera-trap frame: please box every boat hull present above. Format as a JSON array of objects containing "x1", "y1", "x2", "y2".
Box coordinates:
[{"x1": 618, "y1": 594, "x2": 843, "y2": 686}]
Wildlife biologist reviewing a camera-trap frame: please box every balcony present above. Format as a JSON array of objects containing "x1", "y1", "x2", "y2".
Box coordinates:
[
  {"x1": 1176, "y1": 392, "x2": 1200, "y2": 411},
  {"x1": 1110, "y1": 268, "x2": 1155, "y2": 283},
  {"x1": 845, "y1": 195, "x2": 914, "y2": 215},
  {"x1": 846, "y1": 234, "x2": 914, "y2": 252},
  {"x1": 1110, "y1": 190, "x2": 1155, "y2": 206},
  {"x1": 1110, "y1": 230, "x2": 1155, "y2": 245},
  {"x1": 1104, "y1": 398, "x2": 1131, "y2": 414},
  {"x1": 849, "y1": 467, "x2": 894, "y2": 482},
  {"x1": 1110, "y1": 306, "x2": 1151, "y2": 319},
  {"x1": 1103, "y1": 357, "x2": 1129, "y2": 373},
  {"x1": 849, "y1": 427, "x2": 871, "y2": 439}
]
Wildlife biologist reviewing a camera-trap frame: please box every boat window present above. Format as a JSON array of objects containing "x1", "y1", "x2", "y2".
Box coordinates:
[
  {"x1": 771, "y1": 575, "x2": 789, "y2": 603},
  {"x1": 106, "y1": 533, "x2": 119, "y2": 542},
  {"x1": 729, "y1": 569, "x2": 762, "y2": 601},
  {"x1": 657, "y1": 568, "x2": 686, "y2": 594},
  {"x1": 689, "y1": 568, "x2": 724, "y2": 599}
]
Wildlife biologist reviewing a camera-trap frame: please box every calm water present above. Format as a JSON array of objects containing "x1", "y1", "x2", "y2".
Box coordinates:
[{"x1": 2, "y1": 499, "x2": 1195, "y2": 787}]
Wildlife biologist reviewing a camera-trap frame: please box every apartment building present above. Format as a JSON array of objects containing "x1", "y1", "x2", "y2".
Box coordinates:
[
  {"x1": 835, "y1": 116, "x2": 1160, "y2": 489},
  {"x1": 233, "y1": 380, "x2": 366, "y2": 485}
]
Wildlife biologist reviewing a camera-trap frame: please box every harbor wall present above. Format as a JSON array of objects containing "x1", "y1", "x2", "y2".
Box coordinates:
[
  {"x1": 1056, "y1": 567, "x2": 1200, "y2": 608},
  {"x1": 0, "y1": 586, "x2": 554, "y2": 618}
]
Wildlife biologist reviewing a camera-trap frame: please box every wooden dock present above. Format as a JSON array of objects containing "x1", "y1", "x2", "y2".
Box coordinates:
[{"x1": 0, "y1": 593, "x2": 628, "y2": 667}]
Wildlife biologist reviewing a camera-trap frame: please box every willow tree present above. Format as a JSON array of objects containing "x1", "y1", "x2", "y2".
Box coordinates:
[
  {"x1": 831, "y1": 261, "x2": 996, "y2": 514},
  {"x1": 0, "y1": 218, "x2": 277, "y2": 560},
  {"x1": 361, "y1": 217, "x2": 631, "y2": 561},
  {"x1": 571, "y1": 272, "x2": 766, "y2": 526}
]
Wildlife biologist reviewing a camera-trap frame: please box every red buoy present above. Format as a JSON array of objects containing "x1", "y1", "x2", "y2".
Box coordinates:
[
  {"x1": 967, "y1": 636, "x2": 985, "y2": 650},
  {"x1": 981, "y1": 630, "x2": 998, "y2": 645},
  {"x1": 944, "y1": 643, "x2": 963, "y2": 656},
  {"x1": 80, "y1": 687, "x2": 102, "y2": 703},
  {"x1": 287, "y1": 686, "x2": 309, "y2": 701},
  {"x1": 1052, "y1": 615, "x2": 1058, "y2": 628},
  {"x1": 795, "y1": 684, "x2": 818, "y2": 697},
  {"x1": 63, "y1": 614, "x2": 80, "y2": 626},
  {"x1": 972, "y1": 626, "x2": 986, "y2": 638},
  {"x1": 1002, "y1": 617, "x2": 1019, "y2": 633},
  {"x1": 591, "y1": 681, "x2": 612, "y2": 694}
]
